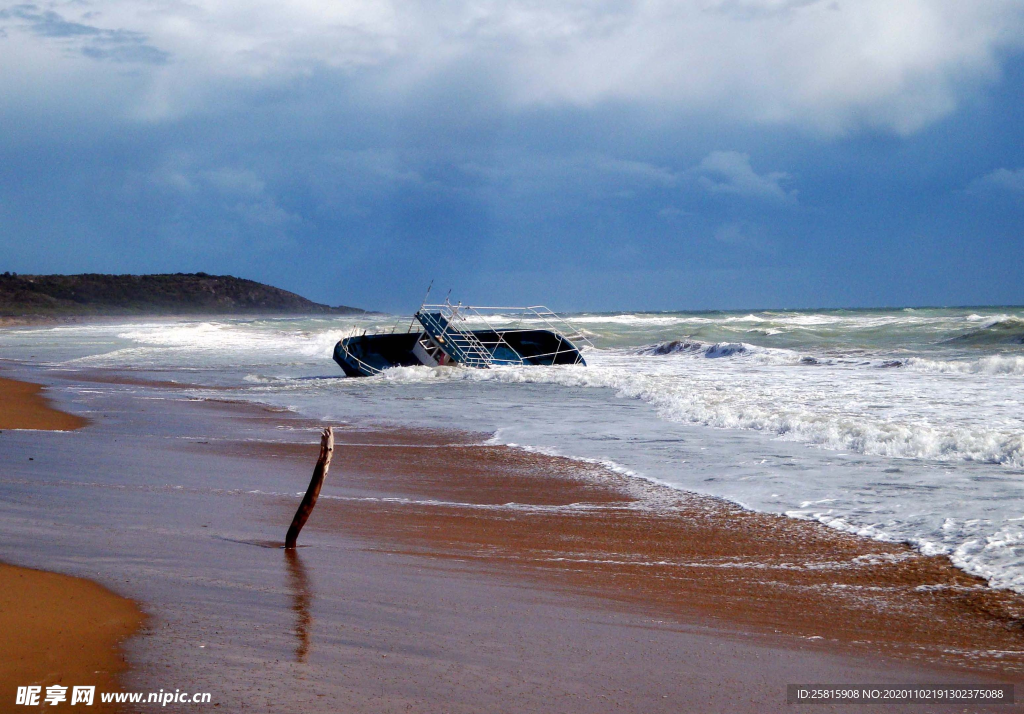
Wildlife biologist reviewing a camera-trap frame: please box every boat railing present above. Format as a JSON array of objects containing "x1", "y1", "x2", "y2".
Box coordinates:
[
  {"x1": 338, "y1": 339, "x2": 386, "y2": 376},
  {"x1": 420, "y1": 302, "x2": 592, "y2": 348},
  {"x1": 416, "y1": 301, "x2": 590, "y2": 366},
  {"x1": 416, "y1": 307, "x2": 497, "y2": 368}
]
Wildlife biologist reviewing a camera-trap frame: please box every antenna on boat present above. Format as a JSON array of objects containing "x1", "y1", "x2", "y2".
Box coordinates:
[{"x1": 409, "y1": 280, "x2": 434, "y2": 333}]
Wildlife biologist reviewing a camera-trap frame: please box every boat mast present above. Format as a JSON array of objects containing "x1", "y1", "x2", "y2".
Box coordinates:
[{"x1": 408, "y1": 280, "x2": 434, "y2": 333}]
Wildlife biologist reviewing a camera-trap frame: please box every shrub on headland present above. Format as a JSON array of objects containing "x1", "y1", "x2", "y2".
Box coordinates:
[{"x1": 0, "y1": 273, "x2": 363, "y2": 317}]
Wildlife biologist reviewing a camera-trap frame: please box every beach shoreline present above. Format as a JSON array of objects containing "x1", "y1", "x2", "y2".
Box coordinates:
[
  {"x1": 0, "y1": 562, "x2": 144, "y2": 712},
  {"x1": 0, "y1": 375, "x2": 89, "y2": 431},
  {"x1": 1, "y1": 365, "x2": 1022, "y2": 711},
  {"x1": 0, "y1": 373, "x2": 140, "y2": 710},
  {"x1": 262, "y1": 424, "x2": 1024, "y2": 675}
]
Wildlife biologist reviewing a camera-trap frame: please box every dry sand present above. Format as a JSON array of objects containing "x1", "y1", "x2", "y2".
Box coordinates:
[
  {"x1": 0, "y1": 376, "x2": 88, "y2": 431},
  {"x1": 0, "y1": 563, "x2": 143, "y2": 712},
  {"x1": 1, "y1": 375, "x2": 138, "y2": 711}
]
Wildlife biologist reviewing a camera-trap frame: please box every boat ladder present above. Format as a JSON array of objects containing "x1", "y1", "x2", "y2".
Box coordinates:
[{"x1": 416, "y1": 309, "x2": 495, "y2": 368}]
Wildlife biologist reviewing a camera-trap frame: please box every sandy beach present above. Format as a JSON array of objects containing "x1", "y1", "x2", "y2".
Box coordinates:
[
  {"x1": 283, "y1": 433, "x2": 1024, "y2": 672},
  {"x1": 6, "y1": 0, "x2": 1024, "y2": 705},
  {"x1": 0, "y1": 375, "x2": 140, "y2": 711},
  {"x1": 0, "y1": 563, "x2": 143, "y2": 712},
  {"x1": 1, "y1": 364, "x2": 1022, "y2": 711},
  {"x1": 0, "y1": 376, "x2": 88, "y2": 431}
]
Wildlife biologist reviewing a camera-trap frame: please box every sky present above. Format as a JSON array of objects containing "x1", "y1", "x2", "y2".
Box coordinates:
[{"x1": 1, "y1": 0, "x2": 1023, "y2": 312}]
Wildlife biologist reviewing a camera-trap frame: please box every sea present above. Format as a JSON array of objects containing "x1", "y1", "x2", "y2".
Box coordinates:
[{"x1": 3, "y1": 307, "x2": 1023, "y2": 592}]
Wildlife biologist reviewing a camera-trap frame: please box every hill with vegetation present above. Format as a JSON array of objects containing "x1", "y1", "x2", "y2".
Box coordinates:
[{"x1": 0, "y1": 273, "x2": 364, "y2": 318}]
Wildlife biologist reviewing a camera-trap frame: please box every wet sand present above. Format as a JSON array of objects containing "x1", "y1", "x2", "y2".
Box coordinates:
[
  {"x1": 0, "y1": 376, "x2": 88, "y2": 431},
  {"x1": 258, "y1": 429, "x2": 1024, "y2": 674},
  {"x1": 0, "y1": 374, "x2": 138, "y2": 711},
  {"x1": 1, "y1": 368, "x2": 1022, "y2": 711},
  {"x1": 0, "y1": 563, "x2": 144, "y2": 712}
]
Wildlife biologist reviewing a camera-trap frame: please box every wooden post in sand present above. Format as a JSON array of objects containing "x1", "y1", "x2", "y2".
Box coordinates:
[{"x1": 285, "y1": 427, "x2": 334, "y2": 549}]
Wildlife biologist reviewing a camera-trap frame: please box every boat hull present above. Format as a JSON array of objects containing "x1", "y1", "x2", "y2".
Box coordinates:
[{"x1": 334, "y1": 329, "x2": 585, "y2": 377}]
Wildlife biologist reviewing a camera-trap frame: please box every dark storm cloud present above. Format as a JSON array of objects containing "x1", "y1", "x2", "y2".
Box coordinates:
[
  {"x1": 0, "y1": 3, "x2": 168, "y2": 64},
  {"x1": 0, "y1": 1, "x2": 1023, "y2": 310}
]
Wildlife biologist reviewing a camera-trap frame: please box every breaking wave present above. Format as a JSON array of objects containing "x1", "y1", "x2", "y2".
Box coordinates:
[
  {"x1": 945, "y1": 316, "x2": 1024, "y2": 345},
  {"x1": 637, "y1": 340, "x2": 752, "y2": 357},
  {"x1": 902, "y1": 354, "x2": 1024, "y2": 376},
  {"x1": 636, "y1": 339, "x2": 806, "y2": 364},
  {"x1": 10, "y1": 310, "x2": 1024, "y2": 596},
  {"x1": 116, "y1": 322, "x2": 361, "y2": 358},
  {"x1": 377, "y1": 357, "x2": 1024, "y2": 468}
]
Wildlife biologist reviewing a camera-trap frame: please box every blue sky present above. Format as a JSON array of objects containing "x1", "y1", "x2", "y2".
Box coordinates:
[{"x1": 2, "y1": 0, "x2": 1023, "y2": 312}]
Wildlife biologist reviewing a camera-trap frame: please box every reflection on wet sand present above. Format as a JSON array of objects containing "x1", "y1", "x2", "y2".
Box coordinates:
[{"x1": 284, "y1": 549, "x2": 312, "y2": 663}]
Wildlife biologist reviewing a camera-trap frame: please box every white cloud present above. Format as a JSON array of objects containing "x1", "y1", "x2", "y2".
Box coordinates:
[
  {"x1": 2, "y1": 0, "x2": 1023, "y2": 134},
  {"x1": 967, "y1": 167, "x2": 1024, "y2": 195},
  {"x1": 694, "y1": 151, "x2": 795, "y2": 203}
]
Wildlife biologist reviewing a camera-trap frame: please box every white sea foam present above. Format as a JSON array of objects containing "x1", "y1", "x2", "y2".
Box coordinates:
[
  {"x1": 5, "y1": 309, "x2": 1024, "y2": 594},
  {"x1": 949, "y1": 525, "x2": 1024, "y2": 592},
  {"x1": 637, "y1": 339, "x2": 805, "y2": 364},
  {"x1": 903, "y1": 355, "x2": 1024, "y2": 375},
  {"x1": 376, "y1": 349, "x2": 1024, "y2": 468},
  {"x1": 568, "y1": 314, "x2": 715, "y2": 326},
  {"x1": 116, "y1": 322, "x2": 359, "y2": 358},
  {"x1": 63, "y1": 347, "x2": 158, "y2": 365}
]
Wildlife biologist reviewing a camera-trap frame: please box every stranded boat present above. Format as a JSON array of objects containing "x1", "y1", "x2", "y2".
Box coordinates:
[{"x1": 334, "y1": 300, "x2": 589, "y2": 377}]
